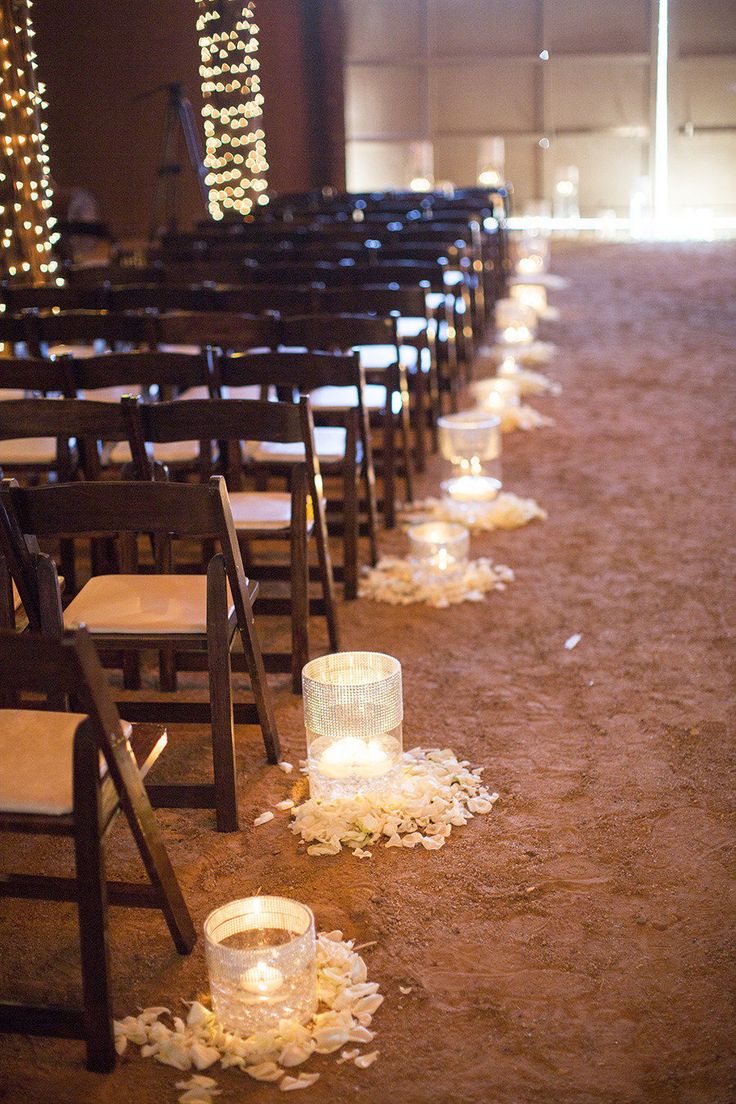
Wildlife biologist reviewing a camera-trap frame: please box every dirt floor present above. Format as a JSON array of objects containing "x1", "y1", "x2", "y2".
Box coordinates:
[{"x1": 1, "y1": 242, "x2": 735, "y2": 1104}]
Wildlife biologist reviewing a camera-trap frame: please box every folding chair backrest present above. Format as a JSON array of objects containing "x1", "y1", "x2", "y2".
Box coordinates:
[
  {"x1": 128, "y1": 396, "x2": 305, "y2": 450},
  {"x1": 0, "y1": 355, "x2": 76, "y2": 395},
  {"x1": 280, "y1": 313, "x2": 398, "y2": 354},
  {"x1": 154, "y1": 311, "x2": 279, "y2": 351},
  {"x1": 2, "y1": 284, "x2": 104, "y2": 312},
  {"x1": 72, "y1": 350, "x2": 214, "y2": 394},
  {"x1": 316, "y1": 285, "x2": 428, "y2": 320},
  {"x1": 31, "y1": 310, "x2": 157, "y2": 349},
  {"x1": 107, "y1": 284, "x2": 204, "y2": 313},
  {"x1": 207, "y1": 284, "x2": 315, "y2": 316},
  {"x1": 0, "y1": 398, "x2": 128, "y2": 445},
  {"x1": 220, "y1": 349, "x2": 362, "y2": 393},
  {"x1": 0, "y1": 626, "x2": 127, "y2": 758}
]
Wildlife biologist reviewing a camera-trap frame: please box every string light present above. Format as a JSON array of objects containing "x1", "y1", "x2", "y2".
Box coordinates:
[
  {"x1": 0, "y1": 0, "x2": 55, "y2": 283},
  {"x1": 196, "y1": 0, "x2": 268, "y2": 221}
]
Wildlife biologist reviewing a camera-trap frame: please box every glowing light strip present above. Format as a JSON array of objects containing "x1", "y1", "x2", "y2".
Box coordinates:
[
  {"x1": 653, "y1": 0, "x2": 669, "y2": 228},
  {"x1": 196, "y1": 0, "x2": 268, "y2": 220}
]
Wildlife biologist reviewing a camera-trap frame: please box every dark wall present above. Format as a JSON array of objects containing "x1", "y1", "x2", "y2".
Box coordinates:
[{"x1": 33, "y1": 0, "x2": 343, "y2": 239}]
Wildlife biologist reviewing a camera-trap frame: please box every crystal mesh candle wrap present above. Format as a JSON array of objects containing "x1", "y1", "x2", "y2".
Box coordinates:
[
  {"x1": 303, "y1": 651, "x2": 403, "y2": 800},
  {"x1": 204, "y1": 896, "x2": 317, "y2": 1034}
]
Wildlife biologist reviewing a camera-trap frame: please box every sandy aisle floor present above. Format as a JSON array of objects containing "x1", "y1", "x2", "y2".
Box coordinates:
[{"x1": 1, "y1": 242, "x2": 734, "y2": 1104}]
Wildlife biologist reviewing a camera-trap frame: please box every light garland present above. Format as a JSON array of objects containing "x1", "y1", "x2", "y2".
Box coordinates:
[
  {"x1": 196, "y1": 0, "x2": 268, "y2": 221},
  {"x1": 0, "y1": 0, "x2": 57, "y2": 284}
]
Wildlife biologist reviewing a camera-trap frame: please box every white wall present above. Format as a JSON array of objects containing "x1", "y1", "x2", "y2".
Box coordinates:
[{"x1": 343, "y1": 0, "x2": 736, "y2": 217}]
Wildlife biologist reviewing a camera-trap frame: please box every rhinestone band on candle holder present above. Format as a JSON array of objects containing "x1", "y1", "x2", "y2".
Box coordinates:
[
  {"x1": 303, "y1": 651, "x2": 403, "y2": 800},
  {"x1": 407, "y1": 521, "x2": 469, "y2": 578},
  {"x1": 438, "y1": 411, "x2": 502, "y2": 508},
  {"x1": 204, "y1": 896, "x2": 317, "y2": 1035}
]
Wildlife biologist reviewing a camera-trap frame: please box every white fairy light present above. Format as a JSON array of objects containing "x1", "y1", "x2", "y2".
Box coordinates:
[{"x1": 196, "y1": 0, "x2": 268, "y2": 220}]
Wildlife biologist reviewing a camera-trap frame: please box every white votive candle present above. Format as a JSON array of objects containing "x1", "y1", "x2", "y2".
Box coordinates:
[
  {"x1": 318, "y1": 735, "x2": 392, "y2": 779},
  {"x1": 239, "y1": 961, "x2": 284, "y2": 996}
]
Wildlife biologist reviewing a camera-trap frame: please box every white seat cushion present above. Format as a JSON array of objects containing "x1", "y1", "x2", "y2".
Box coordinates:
[
  {"x1": 355, "y1": 344, "x2": 418, "y2": 371},
  {"x1": 309, "y1": 383, "x2": 402, "y2": 414},
  {"x1": 177, "y1": 384, "x2": 267, "y2": 401},
  {"x1": 249, "y1": 425, "x2": 346, "y2": 464},
  {"x1": 47, "y1": 343, "x2": 100, "y2": 359},
  {"x1": 64, "y1": 574, "x2": 233, "y2": 635},
  {"x1": 0, "y1": 389, "x2": 24, "y2": 400},
  {"x1": 396, "y1": 317, "x2": 428, "y2": 339},
  {"x1": 0, "y1": 438, "x2": 57, "y2": 465},
  {"x1": 0, "y1": 710, "x2": 130, "y2": 816},
  {"x1": 229, "y1": 490, "x2": 305, "y2": 531},
  {"x1": 107, "y1": 439, "x2": 202, "y2": 465}
]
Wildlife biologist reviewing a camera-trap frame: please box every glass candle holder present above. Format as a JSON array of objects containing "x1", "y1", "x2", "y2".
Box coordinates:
[
  {"x1": 204, "y1": 896, "x2": 317, "y2": 1035},
  {"x1": 495, "y1": 298, "x2": 537, "y2": 346},
  {"x1": 510, "y1": 282, "x2": 548, "y2": 317},
  {"x1": 407, "y1": 521, "x2": 469, "y2": 578},
  {"x1": 438, "y1": 411, "x2": 502, "y2": 506},
  {"x1": 303, "y1": 651, "x2": 403, "y2": 800},
  {"x1": 472, "y1": 376, "x2": 521, "y2": 417}
]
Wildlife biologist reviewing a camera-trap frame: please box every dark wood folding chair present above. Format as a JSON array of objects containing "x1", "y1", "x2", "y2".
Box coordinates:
[
  {"x1": 72, "y1": 349, "x2": 216, "y2": 474},
  {"x1": 123, "y1": 394, "x2": 339, "y2": 691},
  {"x1": 0, "y1": 626, "x2": 195, "y2": 1071},
  {"x1": 279, "y1": 314, "x2": 413, "y2": 528},
  {"x1": 0, "y1": 475, "x2": 278, "y2": 831},
  {"x1": 219, "y1": 350, "x2": 379, "y2": 598},
  {"x1": 314, "y1": 285, "x2": 436, "y2": 470}
]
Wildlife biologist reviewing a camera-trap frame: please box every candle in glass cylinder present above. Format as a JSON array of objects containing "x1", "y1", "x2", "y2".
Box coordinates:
[
  {"x1": 438, "y1": 411, "x2": 502, "y2": 506},
  {"x1": 303, "y1": 652, "x2": 403, "y2": 800},
  {"x1": 408, "y1": 521, "x2": 469, "y2": 578},
  {"x1": 204, "y1": 896, "x2": 317, "y2": 1034},
  {"x1": 510, "y1": 282, "x2": 548, "y2": 316}
]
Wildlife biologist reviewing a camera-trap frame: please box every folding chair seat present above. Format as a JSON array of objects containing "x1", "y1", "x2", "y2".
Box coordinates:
[
  {"x1": 0, "y1": 627, "x2": 195, "y2": 1071},
  {"x1": 122, "y1": 396, "x2": 338, "y2": 693},
  {"x1": 0, "y1": 476, "x2": 278, "y2": 832}
]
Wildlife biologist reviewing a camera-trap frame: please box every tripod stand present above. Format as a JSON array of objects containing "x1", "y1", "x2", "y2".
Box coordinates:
[{"x1": 135, "y1": 83, "x2": 208, "y2": 242}]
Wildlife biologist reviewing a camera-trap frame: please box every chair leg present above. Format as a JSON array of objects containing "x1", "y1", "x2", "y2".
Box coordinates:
[
  {"x1": 382, "y1": 405, "x2": 397, "y2": 529},
  {"x1": 309, "y1": 471, "x2": 340, "y2": 654},
  {"x1": 290, "y1": 474, "x2": 310, "y2": 693},
  {"x1": 399, "y1": 383, "x2": 415, "y2": 504},
  {"x1": 342, "y1": 462, "x2": 359, "y2": 601},
  {"x1": 216, "y1": 553, "x2": 281, "y2": 766},
  {"x1": 412, "y1": 366, "x2": 428, "y2": 473},
  {"x1": 206, "y1": 556, "x2": 238, "y2": 832},
  {"x1": 72, "y1": 729, "x2": 115, "y2": 1072},
  {"x1": 159, "y1": 647, "x2": 177, "y2": 693}
]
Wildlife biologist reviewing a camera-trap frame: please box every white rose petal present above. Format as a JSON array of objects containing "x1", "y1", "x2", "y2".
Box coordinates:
[
  {"x1": 254, "y1": 811, "x2": 275, "y2": 826},
  {"x1": 354, "y1": 1050, "x2": 379, "y2": 1069}
]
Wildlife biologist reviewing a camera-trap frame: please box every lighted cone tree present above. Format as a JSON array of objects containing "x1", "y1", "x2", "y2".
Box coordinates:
[
  {"x1": 196, "y1": 0, "x2": 269, "y2": 221},
  {"x1": 0, "y1": 0, "x2": 56, "y2": 284}
]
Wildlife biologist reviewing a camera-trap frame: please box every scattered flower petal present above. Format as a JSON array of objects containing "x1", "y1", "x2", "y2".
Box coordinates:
[
  {"x1": 254, "y1": 811, "x2": 275, "y2": 827},
  {"x1": 354, "y1": 1051, "x2": 379, "y2": 1069},
  {"x1": 275, "y1": 799, "x2": 295, "y2": 811},
  {"x1": 564, "y1": 633, "x2": 582, "y2": 650},
  {"x1": 278, "y1": 761, "x2": 294, "y2": 774}
]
